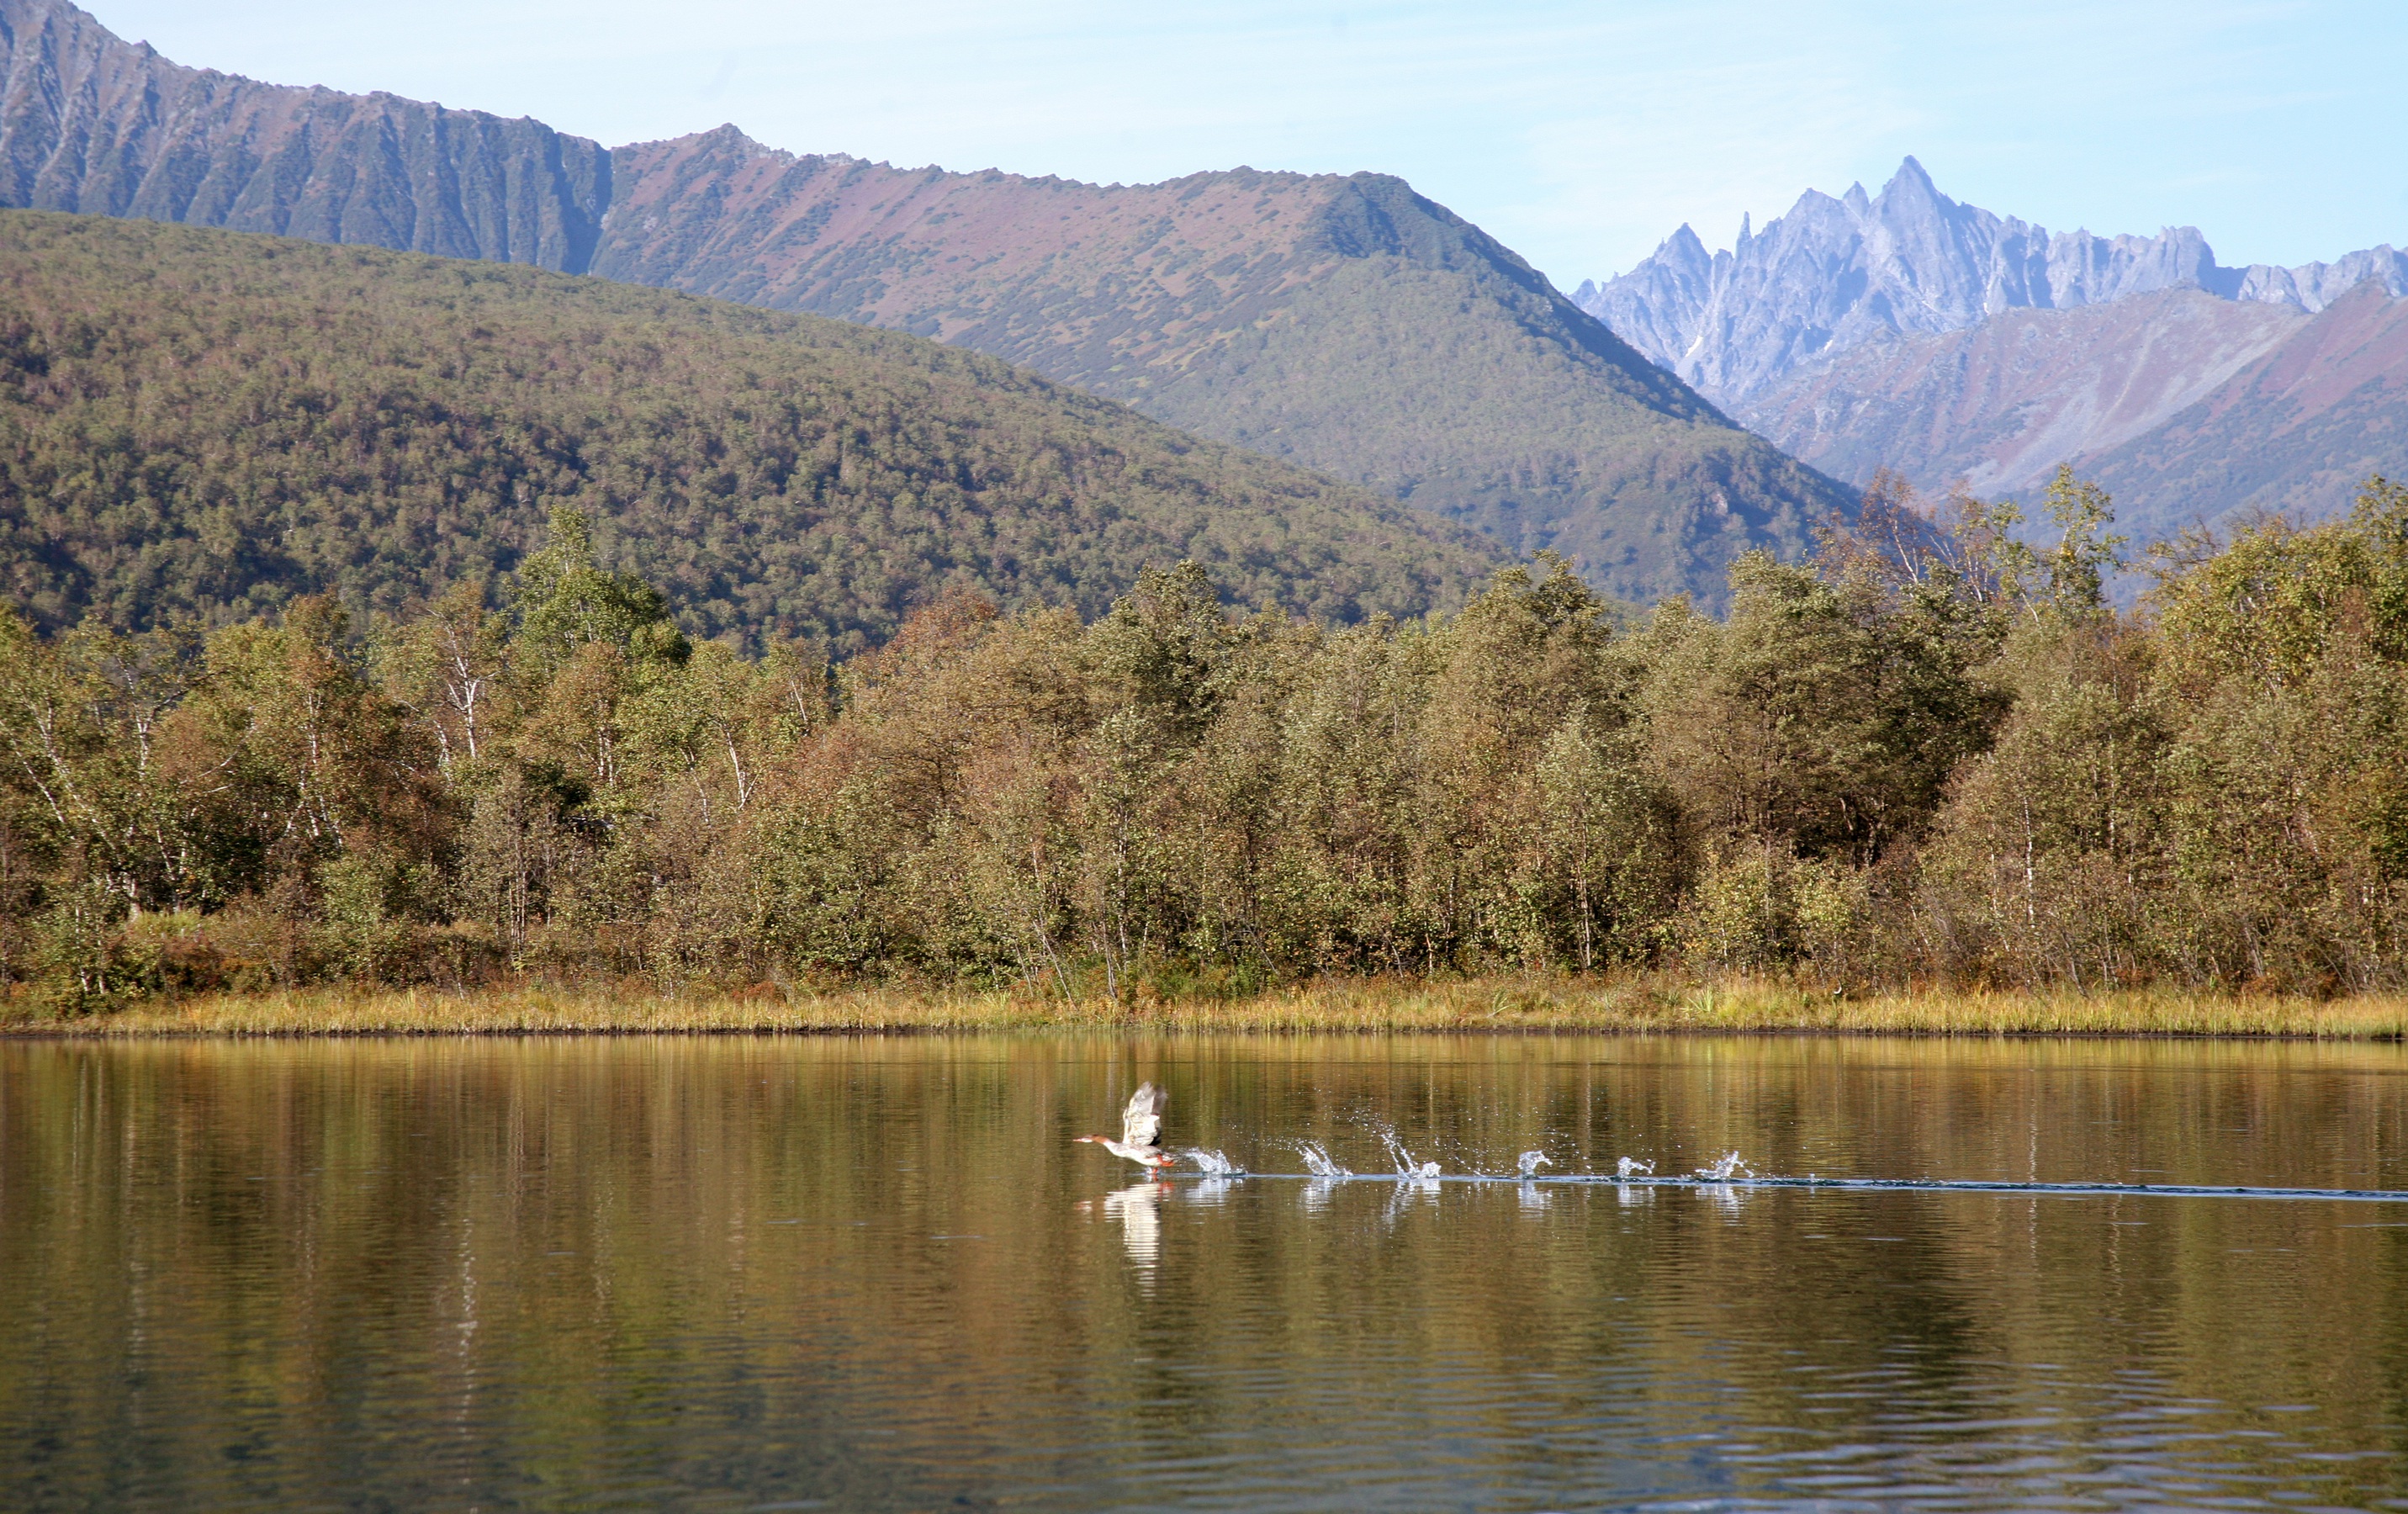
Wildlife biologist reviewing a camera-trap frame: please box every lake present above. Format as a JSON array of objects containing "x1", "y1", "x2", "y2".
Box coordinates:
[{"x1": 5, "y1": 1032, "x2": 2408, "y2": 1511}]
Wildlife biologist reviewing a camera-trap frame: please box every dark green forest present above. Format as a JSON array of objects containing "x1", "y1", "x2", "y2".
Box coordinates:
[
  {"x1": 8, "y1": 465, "x2": 2408, "y2": 1009},
  {"x1": 0, "y1": 212, "x2": 1495, "y2": 651}
]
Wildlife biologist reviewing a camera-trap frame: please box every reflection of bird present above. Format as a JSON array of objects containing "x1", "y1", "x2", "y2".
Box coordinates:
[
  {"x1": 1076, "y1": 1083, "x2": 1178, "y2": 1173},
  {"x1": 1098, "y1": 1180, "x2": 1163, "y2": 1270}
]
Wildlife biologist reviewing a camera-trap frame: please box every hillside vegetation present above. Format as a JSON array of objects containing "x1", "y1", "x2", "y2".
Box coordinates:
[
  {"x1": 9, "y1": 470, "x2": 2408, "y2": 1014},
  {"x1": 1130, "y1": 228, "x2": 1841, "y2": 596},
  {"x1": 0, "y1": 0, "x2": 1855, "y2": 607},
  {"x1": 0, "y1": 212, "x2": 1496, "y2": 648},
  {"x1": 596, "y1": 146, "x2": 1855, "y2": 606}
]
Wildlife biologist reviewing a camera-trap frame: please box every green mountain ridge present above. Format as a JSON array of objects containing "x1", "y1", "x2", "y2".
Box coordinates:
[
  {"x1": 589, "y1": 134, "x2": 1855, "y2": 604},
  {"x1": 0, "y1": 0, "x2": 1856, "y2": 606},
  {"x1": 0, "y1": 213, "x2": 1499, "y2": 647}
]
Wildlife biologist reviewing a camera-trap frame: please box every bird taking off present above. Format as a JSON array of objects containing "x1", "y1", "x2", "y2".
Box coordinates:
[{"x1": 1077, "y1": 1083, "x2": 1177, "y2": 1174}]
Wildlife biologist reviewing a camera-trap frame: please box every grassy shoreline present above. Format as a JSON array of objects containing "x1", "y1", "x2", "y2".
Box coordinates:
[{"x1": 5, "y1": 977, "x2": 2405, "y2": 1039}]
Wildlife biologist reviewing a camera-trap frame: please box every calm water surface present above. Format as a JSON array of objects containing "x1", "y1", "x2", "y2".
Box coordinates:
[{"x1": 6, "y1": 1033, "x2": 2408, "y2": 1511}]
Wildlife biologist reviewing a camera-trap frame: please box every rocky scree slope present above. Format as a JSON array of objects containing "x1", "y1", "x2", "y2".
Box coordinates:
[
  {"x1": 1734, "y1": 285, "x2": 2408, "y2": 537},
  {"x1": 0, "y1": 0, "x2": 607, "y2": 267},
  {"x1": 0, "y1": 0, "x2": 1853, "y2": 608},
  {"x1": 2074, "y1": 283, "x2": 2408, "y2": 540},
  {"x1": 1747, "y1": 289, "x2": 2308, "y2": 495}
]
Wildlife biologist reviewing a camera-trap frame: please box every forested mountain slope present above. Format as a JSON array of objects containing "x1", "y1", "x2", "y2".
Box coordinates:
[
  {"x1": 0, "y1": 0, "x2": 1853, "y2": 606},
  {"x1": 0, "y1": 213, "x2": 1496, "y2": 647},
  {"x1": 587, "y1": 130, "x2": 1853, "y2": 602}
]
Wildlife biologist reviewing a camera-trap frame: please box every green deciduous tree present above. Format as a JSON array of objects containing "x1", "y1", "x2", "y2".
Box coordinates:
[{"x1": 13, "y1": 470, "x2": 2408, "y2": 1008}]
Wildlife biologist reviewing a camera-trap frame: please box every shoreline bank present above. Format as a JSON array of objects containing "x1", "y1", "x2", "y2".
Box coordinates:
[{"x1": 5, "y1": 979, "x2": 2404, "y2": 1039}]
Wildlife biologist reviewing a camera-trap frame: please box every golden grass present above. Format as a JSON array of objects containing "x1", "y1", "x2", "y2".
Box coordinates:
[{"x1": 6, "y1": 976, "x2": 2406, "y2": 1038}]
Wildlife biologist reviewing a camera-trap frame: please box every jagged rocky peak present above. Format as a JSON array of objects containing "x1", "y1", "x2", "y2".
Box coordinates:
[{"x1": 1578, "y1": 156, "x2": 2408, "y2": 406}]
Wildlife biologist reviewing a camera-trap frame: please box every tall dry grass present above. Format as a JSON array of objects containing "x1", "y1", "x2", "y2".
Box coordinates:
[{"x1": 7, "y1": 977, "x2": 2405, "y2": 1038}]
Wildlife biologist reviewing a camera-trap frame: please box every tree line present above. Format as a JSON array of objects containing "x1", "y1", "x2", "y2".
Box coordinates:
[{"x1": 7, "y1": 469, "x2": 2408, "y2": 1010}]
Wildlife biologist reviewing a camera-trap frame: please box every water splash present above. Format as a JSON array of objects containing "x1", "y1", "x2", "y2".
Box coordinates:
[
  {"x1": 1296, "y1": 1142, "x2": 1353, "y2": 1178},
  {"x1": 1183, "y1": 1148, "x2": 1247, "y2": 1178},
  {"x1": 1516, "y1": 1151, "x2": 1552, "y2": 1178},
  {"x1": 1376, "y1": 1125, "x2": 1441, "y2": 1178},
  {"x1": 1694, "y1": 1151, "x2": 1753, "y2": 1181},
  {"x1": 1616, "y1": 1157, "x2": 1656, "y2": 1180}
]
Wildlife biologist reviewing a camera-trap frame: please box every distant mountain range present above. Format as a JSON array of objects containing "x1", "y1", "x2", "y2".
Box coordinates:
[
  {"x1": 1576, "y1": 159, "x2": 2408, "y2": 536},
  {"x1": 0, "y1": 0, "x2": 1852, "y2": 609}
]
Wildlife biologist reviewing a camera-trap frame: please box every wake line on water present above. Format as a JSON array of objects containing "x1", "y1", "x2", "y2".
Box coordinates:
[
  {"x1": 1161, "y1": 1118, "x2": 2405, "y2": 1202},
  {"x1": 1162, "y1": 1173, "x2": 2408, "y2": 1203}
]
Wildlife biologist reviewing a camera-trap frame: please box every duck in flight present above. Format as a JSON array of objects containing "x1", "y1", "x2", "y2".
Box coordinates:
[{"x1": 1077, "y1": 1083, "x2": 1178, "y2": 1174}]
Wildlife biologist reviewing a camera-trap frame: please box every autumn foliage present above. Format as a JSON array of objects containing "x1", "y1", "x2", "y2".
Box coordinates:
[{"x1": 8, "y1": 474, "x2": 2408, "y2": 1012}]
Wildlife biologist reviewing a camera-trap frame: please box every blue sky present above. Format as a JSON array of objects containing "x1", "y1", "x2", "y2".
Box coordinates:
[{"x1": 99, "y1": 1, "x2": 2408, "y2": 289}]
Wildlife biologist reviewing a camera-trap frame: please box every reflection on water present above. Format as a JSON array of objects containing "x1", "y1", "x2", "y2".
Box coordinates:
[
  {"x1": 6, "y1": 1032, "x2": 2408, "y2": 1510},
  {"x1": 1088, "y1": 1179, "x2": 1167, "y2": 1275}
]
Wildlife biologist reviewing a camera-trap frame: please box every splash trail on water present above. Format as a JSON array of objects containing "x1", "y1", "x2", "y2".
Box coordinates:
[
  {"x1": 1146, "y1": 1171, "x2": 2408, "y2": 1203},
  {"x1": 1295, "y1": 1142, "x2": 1352, "y2": 1178},
  {"x1": 1186, "y1": 1120, "x2": 2405, "y2": 1204},
  {"x1": 1373, "y1": 1124, "x2": 1442, "y2": 1180}
]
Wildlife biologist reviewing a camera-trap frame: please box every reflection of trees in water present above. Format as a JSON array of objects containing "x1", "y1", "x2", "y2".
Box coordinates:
[{"x1": 11, "y1": 1035, "x2": 2408, "y2": 1508}]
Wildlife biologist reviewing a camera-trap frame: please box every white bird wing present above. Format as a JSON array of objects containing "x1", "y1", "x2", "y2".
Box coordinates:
[{"x1": 1121, "y1": 1082, "x2": 1167, "y2": 1148}]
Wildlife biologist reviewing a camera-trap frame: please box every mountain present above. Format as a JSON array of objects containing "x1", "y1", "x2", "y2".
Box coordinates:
[
  {"x1": 1577, "y1": 156, "x2": 2408, "y2": 410},
  {"x1": 0, "y1": 0, "x2": 1854, "y2": 607},
  {"x1": 0, "y1": 0, "x2": 607, "y2": 267},
  {"x1": 0, "y1": 212, "x2": 1500, "y2": 648},
  {"x1": 1747, "y1": 289, "x2": 2307, "y2": 495},
  {"x1": 2077, "y1": 282, "x2": 2408, "y2": 540},
  {"x1": 1738, "y1": 278, "x2": 2408, "y2": 540},
  {"x1": 590, "y1": 130, "x2": 1853, "y2": 602},
  {"x1": 1579, "y1": 157, "x2": 2408, "y2": 538}
]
